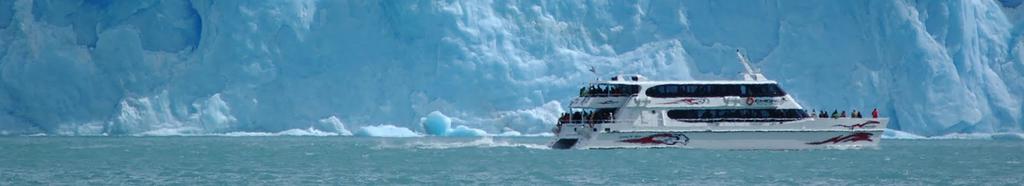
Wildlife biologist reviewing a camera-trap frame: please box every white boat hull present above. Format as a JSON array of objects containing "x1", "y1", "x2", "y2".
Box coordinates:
[{"x1": 551, "y1": 118, "x2": 887, "y2": 150}]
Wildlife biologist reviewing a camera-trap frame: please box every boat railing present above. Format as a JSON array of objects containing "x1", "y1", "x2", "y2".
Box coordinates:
[{"x1": 557, "y1": 119, "x2": 630, "y2": 125}]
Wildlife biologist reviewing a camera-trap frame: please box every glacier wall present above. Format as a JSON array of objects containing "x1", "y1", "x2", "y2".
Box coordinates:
[{"x1": 1, "y1": 0, "x2": 1023, "y2": 136}]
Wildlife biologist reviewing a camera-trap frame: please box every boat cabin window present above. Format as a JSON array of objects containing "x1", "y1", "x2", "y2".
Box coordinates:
[
  {"x1": 561, "y1": 108, "x2": 620, "y2": 124},
  {"x1": 645, "y1": 84, "x2": 786, "y2": 98},
  {"x1": 580, "y1": 84, "x2": 641, "y2": 97},
  {"x1": 666, "y1": 109, "x2": 809, "y2": 122},
  {"x1": 610, "y1": 75, "x2": 646, "y2": 82}
]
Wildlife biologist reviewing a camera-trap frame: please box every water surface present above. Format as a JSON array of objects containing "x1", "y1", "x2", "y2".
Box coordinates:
[{"x1": 1, "y1": 137, "x2": 1021, "y2": 185}]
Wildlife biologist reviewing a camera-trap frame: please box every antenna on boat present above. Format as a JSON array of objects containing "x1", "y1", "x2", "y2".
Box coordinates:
[
  {"x1": 735, "y1": 49, "x2": 766, "y2": 81},
  {"x1": 588, "y1": 65, "x2": 599, "y2": 81}
]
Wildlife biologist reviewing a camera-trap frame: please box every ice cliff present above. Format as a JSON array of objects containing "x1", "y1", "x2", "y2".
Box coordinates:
[{"x1": 1, "y1": 0, "x2": 1022, "y2": 136}]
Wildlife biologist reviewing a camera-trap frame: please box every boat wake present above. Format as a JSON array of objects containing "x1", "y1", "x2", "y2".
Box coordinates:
[
  {"x1": 377, "y1": 137, "x2": 550, "y2": 150},
  {"x1": 882, "y1": 129, "x2": 1024, "y2": 140}
]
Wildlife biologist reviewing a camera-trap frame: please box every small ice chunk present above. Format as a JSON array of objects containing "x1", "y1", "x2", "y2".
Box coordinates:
[{"x1": 355, "y1": 125, "x2": 422, "y2": 137}]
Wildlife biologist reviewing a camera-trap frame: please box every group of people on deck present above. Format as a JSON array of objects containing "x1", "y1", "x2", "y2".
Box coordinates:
[
  {"x1": 810, "y1": 108, "x2": 879, "y2": 119},
  {"x1": 579, "y1": 85, "x2": 631, "y2": 97},
  {"x1": 558, "y1": 111, "x2": 616, "y2": 124}
]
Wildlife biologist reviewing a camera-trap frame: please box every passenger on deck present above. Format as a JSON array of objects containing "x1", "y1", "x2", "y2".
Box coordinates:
[
  {"x1": 820, "y1": 111, "x2": 827, "y2": 118},
  {"x1": 840, "y1": 111, "x2": 846, "y2": 118},
  {"x1": 831, "y1": 110, "x2": 839, "y2": 119},
  {"x1": 585, "y1": 111, "x2": 593, "y2": 123},
  {"x1": 872, "y1": 108, "x2": 879, "y2": 118},
  {"x1": 586, "y1": 111, "x2": 594, "y2": 124}
]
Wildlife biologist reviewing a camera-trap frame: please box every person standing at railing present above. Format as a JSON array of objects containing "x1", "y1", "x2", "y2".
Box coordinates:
[
  {"x1": 608, "y1": 112, "x2": 615, "y2": 123},
  {"x1": 585, "y1": 111, "x2": 593, "y2": 124},
  {"x1": 871, "y1": 108, "x2": 879, "y2": 118},
  {"x1": 586, "y1": 111, "x2": 593, "y2": 124}
]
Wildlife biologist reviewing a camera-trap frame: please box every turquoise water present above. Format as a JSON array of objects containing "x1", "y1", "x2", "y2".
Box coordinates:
[{"x1": 1, "y1": 137, "x2": 1022, "y2": 185}]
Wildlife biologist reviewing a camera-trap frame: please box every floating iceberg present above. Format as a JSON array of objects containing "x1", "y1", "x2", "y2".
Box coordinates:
[
  {"x1": 420, "y1": 111, "x2": 491, "y2": 137},
  {"x1": 354, "y1": 125, "x2": 422, "y2": 138},
  {"x1": 421, "y1": 111, "x2": 453, "y2": 136}
]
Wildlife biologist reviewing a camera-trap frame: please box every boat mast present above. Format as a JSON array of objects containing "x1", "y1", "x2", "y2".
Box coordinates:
[{"x1": 735, "y1": 49, "x2": 766, "y2": 81}]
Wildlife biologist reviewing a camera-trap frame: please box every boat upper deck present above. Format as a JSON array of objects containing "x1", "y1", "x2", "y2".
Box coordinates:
[{"x1": 573, "y1": 75, "x2": 800, "y2": 109}]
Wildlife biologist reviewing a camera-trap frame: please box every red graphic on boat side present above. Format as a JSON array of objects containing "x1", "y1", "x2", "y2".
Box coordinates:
[
  {"x1": 619, "y1": 133, "x2": 689, "y2": 145},
  {"x1": 806, "y1": 132, "x2": 874, "y2": 145},
  {"x1": 833, "y1": 120, "x2": 881, "y2": 130}
]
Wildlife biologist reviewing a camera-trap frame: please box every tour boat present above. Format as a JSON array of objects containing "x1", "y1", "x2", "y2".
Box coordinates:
[{"x1": 550, "y1": 51, "x2": 887, "y2": 149}]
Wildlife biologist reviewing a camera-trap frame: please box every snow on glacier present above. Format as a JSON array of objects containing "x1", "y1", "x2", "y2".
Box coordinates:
[{"x1": 0, "y1": 0, "x2": 1023, "y2": 137}]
